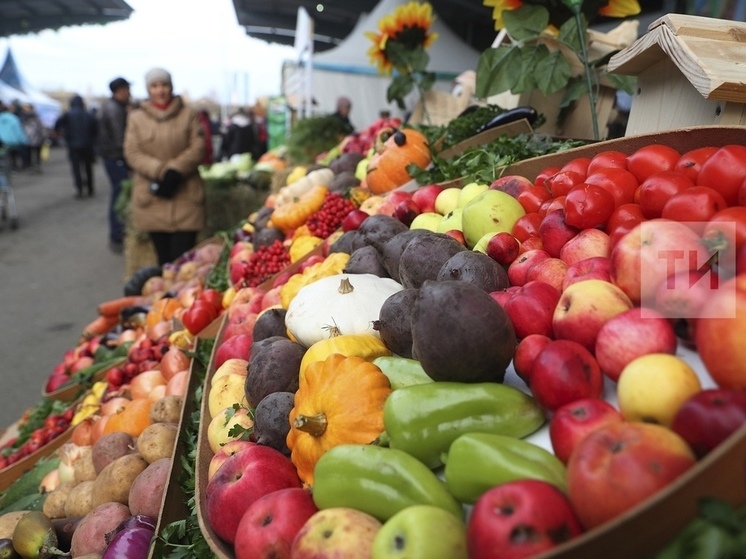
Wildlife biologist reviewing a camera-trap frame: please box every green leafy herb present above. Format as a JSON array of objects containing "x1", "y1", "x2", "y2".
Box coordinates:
[
  {"x1": 226, "y1": 403, "x2": 254, "y2": 440},
  {"x1": 204, "y1": 233, "x2": 233, "y2": 294}
]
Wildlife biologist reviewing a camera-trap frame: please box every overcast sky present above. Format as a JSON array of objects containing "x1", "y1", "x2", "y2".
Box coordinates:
[{"x1": 0, "y1": 0, "x2": 297, "y2": 104}]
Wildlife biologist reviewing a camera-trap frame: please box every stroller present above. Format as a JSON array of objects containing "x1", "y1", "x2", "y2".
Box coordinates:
[{"x1": 0, "y1": 145, "x2": 18, "y2": 230}]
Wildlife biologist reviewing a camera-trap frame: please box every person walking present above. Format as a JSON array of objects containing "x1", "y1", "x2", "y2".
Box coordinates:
[
  {"x1": 99, "y1": 77, "x2": 132, "y2": 254},
  {"x1": 19, "y1": 103, "x2": 45, "y2": 174},
  {"x1": 55, "y1": 95, "x2": 98, "y2": 198},
  {"x1": 219, "y1": 107, "x2": 255, "y2": 161},
  {"x1": 0, "y1": 101, "x2": 29, "y2": 161},
  {"x1": 124, "y1": 67, "x2": 206, "y2": 266}
]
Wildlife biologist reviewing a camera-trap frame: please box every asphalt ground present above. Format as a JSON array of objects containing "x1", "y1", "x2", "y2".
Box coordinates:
[{"x1": 0, "y1": 146, "x2": 126, "y2": 430}]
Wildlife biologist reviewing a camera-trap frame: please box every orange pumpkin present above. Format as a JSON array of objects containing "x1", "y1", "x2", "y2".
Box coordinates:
[
  {"x1": 270, "y1": 185, "x2": 329, "y2": 233},
  {"x1": 103, "y1": 398, "x2": 152, "y2": 437},
  {"x1": 145, "y1": 297, "x2": 182, "y2": 328},
  {"x1": 365, "y1": 128, "x2": 431, "y2": 195}
]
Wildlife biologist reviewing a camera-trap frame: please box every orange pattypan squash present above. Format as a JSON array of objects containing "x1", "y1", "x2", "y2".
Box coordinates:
[
  {"x1": 146, "y1": 297, "x2": 182, "y2": 328},
  {"x1": 270, "y1": 185, "x2": 329, "y2": 233},
  {"x1": 366, "y1": 128, "x2": 431, "y2": 195},
  {"x1": 286, "y1": 353, "x2": 392, "y2": 486},
  {"x1": 103, "y1": 398, "x2": 152, "y2": 437}
]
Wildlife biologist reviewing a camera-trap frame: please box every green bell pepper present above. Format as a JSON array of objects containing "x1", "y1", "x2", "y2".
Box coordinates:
[
  {"x1": 382, "y1": 381, "x2": 545, "y2": 469},
  {"x1": 372, "y1": 356, "x2": 433, "y2": 389},
  {"x1": 443, "y1": 432, "x2": 567, "y2": 504},
  {"x1": 312, "y1": 444, "x2": 464, "y2": 522}
]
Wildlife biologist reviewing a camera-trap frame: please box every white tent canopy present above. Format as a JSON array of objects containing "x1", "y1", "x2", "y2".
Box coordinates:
[
  {"x1": 0, "y1": 47, "x2": 61, "y2": 128},
  {"x1": 302, "y1": 0, "x2": 481, "y2": 129}
]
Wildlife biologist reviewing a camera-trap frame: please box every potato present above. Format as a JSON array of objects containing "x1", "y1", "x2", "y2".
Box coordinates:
[
  {"x1": 64, "y1": 480, "x2": 96, "y2": 518},
  {"x1": 150, "y1": 394, "x2": 184, "y2": 424},
  {"x1": 0, "y1": 510, "x2": 30, "y2": 539},
  {"x1": 69, "y1": 501, "x2": 130, "y2": 557},
  {"x1": 42, "y1": 482, "x2": 75, "y2": 519},
  {"x1": 128, "y1": 457, "x2": 171, "y2": 519},
  {"x1": 136, "y1": 423, "x2": 177, "y2": 464},
  {"x1": 74, "y1": 446, "x2": 98, "y2": 484},
  {"x1": 91, "y1": 453, "x2": 148, "y2": 508},
  {"x1": 91, "y1": 431, "x2": 135, "y2": 475}
]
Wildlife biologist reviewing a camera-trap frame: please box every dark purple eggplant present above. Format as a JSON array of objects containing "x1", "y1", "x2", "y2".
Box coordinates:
[
  {"x1": 475, "y1": 105, "x2": 538, "y2": 133},
  {"x1": 51, "y1": 516, "x2": 83, "y2": 553},
  {"x1": 101, "y1": 527, "x2": 155, "y2": 559},
  {"x1": 104, "y1": 515, "x2": 156, "y2": 546}
]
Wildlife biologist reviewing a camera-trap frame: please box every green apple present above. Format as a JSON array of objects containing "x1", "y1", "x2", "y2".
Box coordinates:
[
  {"x1": 409, "y1": 212, "x2": 443, "y2": 232},
  {"x1": 356, "y1": 157, "x2": 371, "y2": 182},
  {"x1": 437, "y1": 208, "x2": 463, "y2": 233},
  {"x1": 472, "y1": 232, "x2": 495, "y2": 254},
  {"x1": 461, "y1": 189, "x2": 526, "y2": 249},
  {"x1": 372, "y1": 504, "x2": 468, "y2": 559},
  {"x1": 434, "y1": 187, "x2": 462, "y2": 215},
  {"x1": 457, "y1": 182, "x2": 489, "y2": 208}
]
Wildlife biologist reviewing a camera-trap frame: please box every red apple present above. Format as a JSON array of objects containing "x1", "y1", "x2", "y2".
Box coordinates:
[
  {"x1": 538, "y1": 209, "x2": 580, "y2": 258},
  {"x1": 696, "y1": 274, "x2": 746, "y2": 390},
  {"x1": 230, "y1": 287, "x2": 265, "y2": 314},
  {"x1": 529, "y1": 339, "x2": 604, "y2": 413},
  {"x1": 671, "y1": 388, "x2": 746, "y2": 458},
  {"x1": 512, "y1": 334, "x2": 552, "y2": 386},
  {"x1": 549, "y1": 398, "x2": 624, "y2": 464},
  {"x1": 562, "y1": 256, "x2": 612, "y2": 291},
  {"x1": 205, "y1": 444, "x2": 302, "y2": 544},
  {"x1": 484, "y1": 232, "x2": 521, "y2": 266},
  {"x1": 467, "y1": 480, "x2": 583, "y2": 559},
  {"x1": 594, "y1": 307, "x2": 678, "y2": 382},
  {"x1": 342, "y1": 209, "x2": 369, "y2": 232},
  {"x1": 558, "y1": 228, "x2": 610, "y2": 266},
  {"x1": 208, "y1": 440, "x2": 256, "y2": 481},
  {"x1": 260, "y1": 286, "x2": 283, "y2": 310},
  {"x1": 69, "y1": 356, "x2": 95, "y2": 374},
  {"x1": 518, "y1": 235, "x2": 544, "y2": 253},
  {"x1": 507, "y1": 249, "x2": 551, "y2": 287},
  {"x1": 298, "y1": 254, "x2": 326, "y2": 273},
  {"x1": 653, "y1": 269, "x2": 714, "y2": 343},
  {"x1": 567, "y1": 422, "x2": 697, "y2": 530},
  {"x1": 392, "y1": 199, "x2": 421, "y2": 227},
  {"x1": 411, "y1": 184, "x2": 445, "y2": 213},
  {"x1": 489, "y1": 286, "x2": 519, "y2": 308},
  {"x1": 489, "y1": 175, "x2": 534, "y2": 198},
  {"x1": 610, "y1": 218, "x2": 712, "y2": 306},
  {"x1": 222, "y1": 308, "x2": 259, "y2": 340},
  {"x1": 552, "y1": 279, "x2": 634, "y2": 352},
  {"x1": 503, "y1": 281, "x2": 561, "y2": 339},
  {"x1": 525, "y1": 257, "x2": 568, "y2": 292},
  {"x1": 443, "y1": 229, "x2": 467, "y2": 246},
  {"x1": 214, "y1": 334, "x2": 254, "y2": 369},
  {"x1": 234, "y1": 487, "x2": 319, "y2": 559}
]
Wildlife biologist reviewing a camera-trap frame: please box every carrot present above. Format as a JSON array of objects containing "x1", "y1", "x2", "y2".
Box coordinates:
[
  {"x1": 81, "y1": 315, "x2": 120, "y2": 341},
  {"x1": 96, "y1": 296, "x2": 148, "y2": 318}
]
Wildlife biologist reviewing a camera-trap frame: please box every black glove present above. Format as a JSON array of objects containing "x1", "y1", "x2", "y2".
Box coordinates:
[{"x1": 152, "y1": 169, "x2": 183, "y2": 199}]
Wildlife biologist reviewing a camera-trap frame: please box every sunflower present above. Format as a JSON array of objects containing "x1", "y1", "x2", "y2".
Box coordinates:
[
  {"x1": 482, "y1": 0, "x2": 641, "y2": 30},
  {"x1": 366, "y1": 1, "x2": 439, "y2": 76}
]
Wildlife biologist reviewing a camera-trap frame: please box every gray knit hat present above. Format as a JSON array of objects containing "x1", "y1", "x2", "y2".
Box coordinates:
[{"x1": 145, "y1": 68, "x2": 172, "y2": 88}]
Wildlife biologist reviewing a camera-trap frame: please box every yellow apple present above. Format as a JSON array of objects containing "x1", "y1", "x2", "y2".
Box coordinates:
[
  {"x1": 212, "y1": 358, "x2": 249, "y2": 383},
  {"x1": 434, "y1": 187, "x2": 462, "y2": 215},
  {"x1": 409, "y1": 212, "x2": 443, "y2": 232},
  {"x1": 456, "y1": 182, "x2": 489, "y2": 208},
  {"x1": 437, "y1": 208, "x2": 463, "y2": 233},
  {"x1": 208, "y1": 372, "x2": 248, "y2": 419},
  {"x1": 207, "y1": 407, "x2": 254, "y2": 454},
  {"x1": 617, "y1": 353, "x2": 702, "y2": 427}
]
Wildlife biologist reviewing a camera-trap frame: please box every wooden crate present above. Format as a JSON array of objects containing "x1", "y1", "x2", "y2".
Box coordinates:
[{"x1": 607, "y1": 14, "x2": 746, "y2": 136}]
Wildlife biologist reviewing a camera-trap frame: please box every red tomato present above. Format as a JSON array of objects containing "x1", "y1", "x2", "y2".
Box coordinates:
[
  {"x1": 512, "y1": 212, "x2": 543, "y2": 242},
  {"x1": 637, "y1": 171, "x2": 695, "y2": 219},
  {"x1": 607, "y1": 203, "x2": 645, "y2": 234},
  {"x1": 661, "y1": 186, "x2": 728, "y2": 233},
  {"x1": 564, "y1": 184, "x2": 616, "y2": 230},
  {"x1": 696, "y1": 145, "x2": 746, "y2": 206},
  {"x1": 704, "y1": 206, "x2": 746, "y2": 251},
  {"x1": 584, "y1": 168, "x2": 639, "y2": 207},
  {"x1": 587, "y1": 150, "x2": 628, "y2": 174},
  {"x1": 674, "y1": 146, "x2": 718, "y2": 183},
  {"x1": 200, "y1": 288, "x2": 224, "y2": 312},
  {"x1": 534, "y1": 166, "x2": 561, "y2": 189},
  {"x1": 540, "y1": 195, "x2": 566, "y2": 216},
  {"x1": 626, "y1": 145, "x2": 681, "y2": 183},
  {"x1": 559, "y1": 157, "x2": 591, "y2": 177},
  {"x1": 544, "y1": 170, "x2": 586, "y2": 198},
  {"x1": 517, "y1": 185, "x2": 553, "y2": 214},
  {"x1": 181, "y1": 300, "x2": 219, "y2": 335}
]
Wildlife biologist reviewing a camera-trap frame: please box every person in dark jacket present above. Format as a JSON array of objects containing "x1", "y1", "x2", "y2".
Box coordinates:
[
  {"x1": 55, "y1": 95, "x2": 98, "y2": 198},
  {"x1": 98, "y1": 77, "x2": 132, "y2": 252},
  {"x1": 219, "y1": 108, "x2": 255, "y2": 161}
]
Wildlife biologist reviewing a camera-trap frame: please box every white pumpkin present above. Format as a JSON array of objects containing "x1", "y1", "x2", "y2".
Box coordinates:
[{"x1": 285, "y1": 273, "x2": 404, "y2": 348}]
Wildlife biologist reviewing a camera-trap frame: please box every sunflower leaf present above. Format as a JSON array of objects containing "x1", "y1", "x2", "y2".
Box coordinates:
[
  {"x1": 387, "y1": 75, "x2": 414, "y2": 108},
  {"x1": 504, "y1": 5, "x2": 549, "y2": 40},
  {"x1": 558, "y1": 14, "x2": 585, "y2": 52},
  {"x1": 475, "y1": 46, "x2": 522, "y2": 97},
  {"x1": 535, "y1": 50, "x2": 572, "y2": 95},
  {"x1": 408, "y1": 48, "x2": 430, "y2": 73},
  {"x1": 512, "y1": 44, "x2": 549, "y2": 94}
]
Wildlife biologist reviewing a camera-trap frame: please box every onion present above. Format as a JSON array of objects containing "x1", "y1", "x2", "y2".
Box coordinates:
[
  {"x1": 56, "y1": 443, "x2": 85, "y2": 485},
  {"x1": 102, "y1": 526, "x2": 155, "y2": 559},
  {"x1": 38, "y1": 469, "x2": 60, "y2": 493},
  {"x1": 105, "y1": 515, "x2": 156, "y2": 544}
]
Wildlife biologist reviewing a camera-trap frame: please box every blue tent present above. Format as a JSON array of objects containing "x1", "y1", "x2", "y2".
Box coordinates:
[{"x1": 0, "y1": 47, "x2": 61, "y2": 128}]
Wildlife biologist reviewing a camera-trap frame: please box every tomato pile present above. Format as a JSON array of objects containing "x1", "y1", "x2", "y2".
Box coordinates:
[{"x1": 0, "y1": 404, "x2": 74, "y2": 468}]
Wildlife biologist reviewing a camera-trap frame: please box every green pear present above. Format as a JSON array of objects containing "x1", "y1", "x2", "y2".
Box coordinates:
[
  {"x1": 371, "y1": 505, "x2": 468, "y2": 559},
  {"x1": 437, "y1": 208, "x2": 463, "y2": 233},
  {"x1": 461, "y1": 189, "x2": 526, "y2": 249},
  {"x1": 410, "y1": 212, "x2": 443, "y2": 232},
  {"x1": 457, "y1": 182, "x2": 489, "y2": 208},
  {"x1": 434, "y1": 187, "x2": 462, "y2": 215}
]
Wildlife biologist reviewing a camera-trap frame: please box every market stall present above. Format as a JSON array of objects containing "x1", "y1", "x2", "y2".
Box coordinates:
[{"x1": 0, "y1": 7, "x2": 745, "y2": 559}]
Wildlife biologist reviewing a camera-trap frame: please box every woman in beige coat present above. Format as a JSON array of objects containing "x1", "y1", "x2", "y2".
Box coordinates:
[{"x1": 124, "y1": 67, "x2": 206, "y2": 265}]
